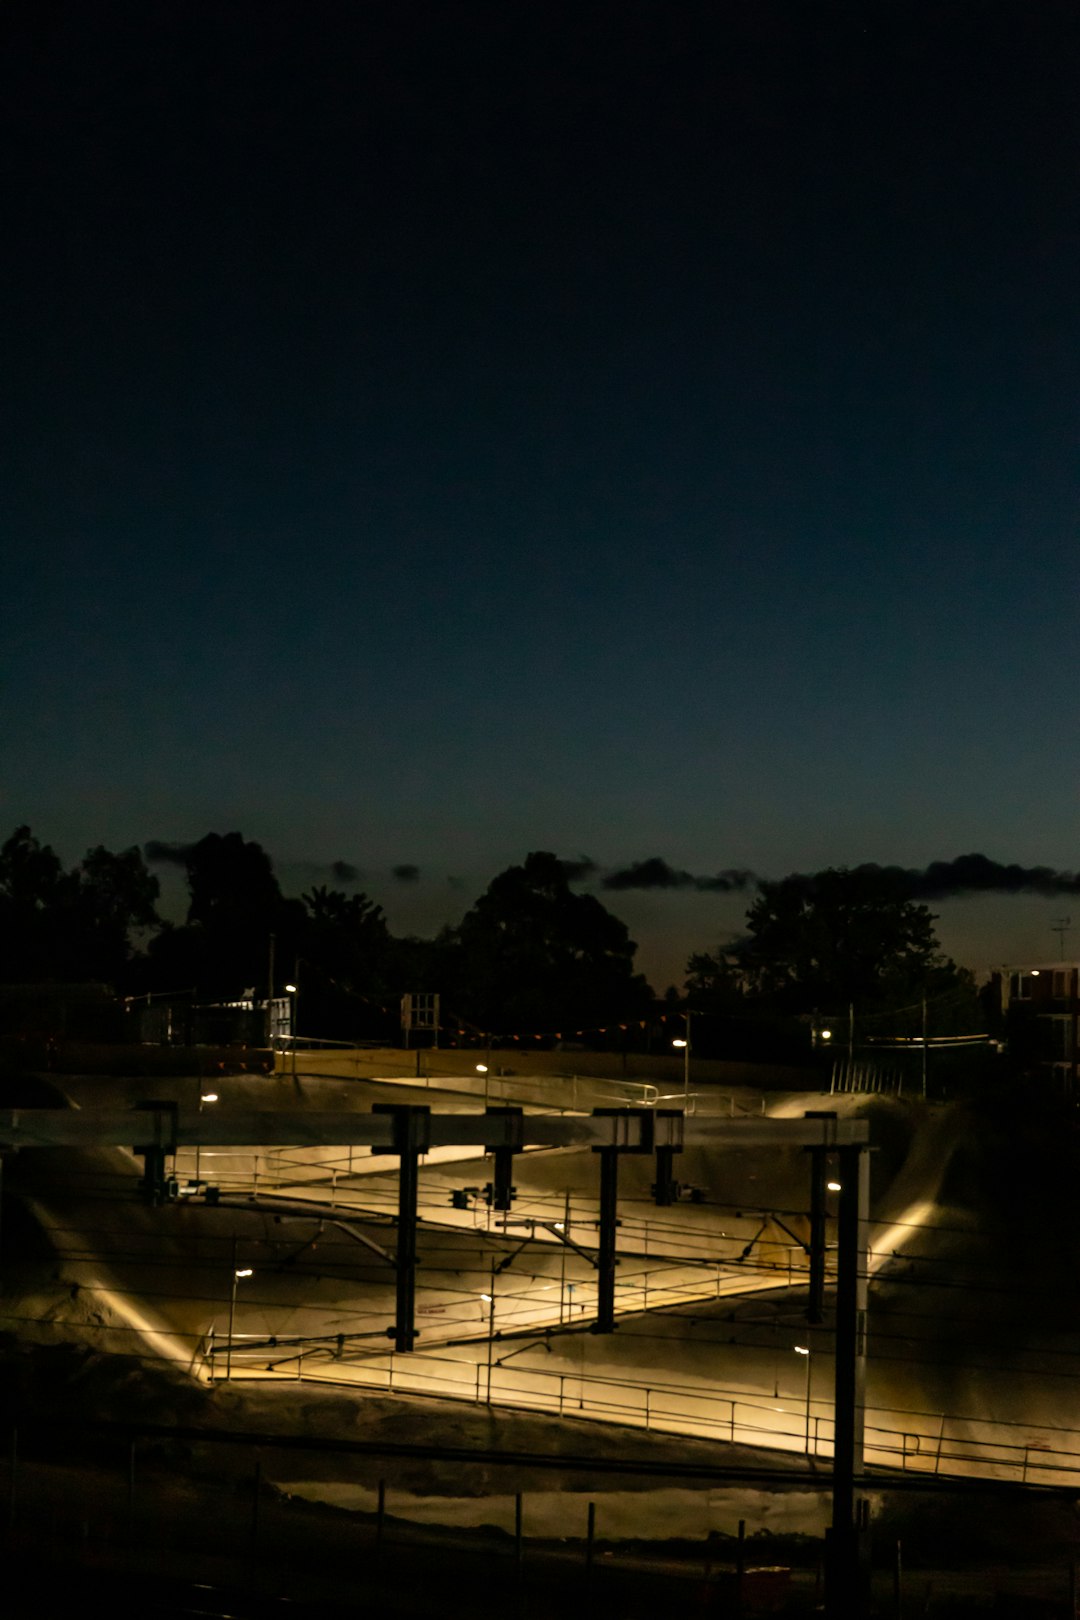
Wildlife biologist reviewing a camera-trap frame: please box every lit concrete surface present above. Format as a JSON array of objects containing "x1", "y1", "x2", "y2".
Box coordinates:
[{"x1": 10, "y1": 1083, "x2": 1080, "y2": 1493}]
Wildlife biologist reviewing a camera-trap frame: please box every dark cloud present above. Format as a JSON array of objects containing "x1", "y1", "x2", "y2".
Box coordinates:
[
  {"x1": 695, "y1": 868, "x2": 757, "y2": 893},
  {"x1": 602, "y1": 857, "x2": 755, "y2": 893},
  {"x1": 859, "y1": 855, "x2": 1080, "y2": 901},
  {"x1": 392, "y1": 863, "x2": 420, "y2": 883},
  {"x1": 558, "y1": 855, "x2": 599, "y2": 882},
  {"x1": 331, "y1": 860, "x2": 361, "y2": 883},
  {"x1": 144, "y1": 840, "x2": 193, "y2": 866}
]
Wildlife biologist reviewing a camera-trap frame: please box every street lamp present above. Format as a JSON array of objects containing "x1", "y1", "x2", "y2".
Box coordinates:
[
  {"x1": 672, "y1": 1012, "x2": 691, "y2": 1103},
  {"x1": 476, "y1": 1063, "x2": 489, "y2": 1107},
  {"x1": 794, "y1": 1345, "x2": 812, "y2": 1453},
  {"x1": 226, "y1": 1264, "x2": 253, "y2": 1381},
  {"x1": 195, "y1": 1091, "x2": 218, "y2": 1189},
  {"x1": 284, "y1": 980, "x2": 298, "y2": 1075}
]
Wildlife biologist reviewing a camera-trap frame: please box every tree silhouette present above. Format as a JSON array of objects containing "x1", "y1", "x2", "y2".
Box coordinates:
[
  {"x1": 738, "y1": 866, "x2": 963, "y2": 1012},
  {"x1": 0, "y1": 826, "x2": 159, "y2": 985},
  {"x1": 146, "y1": 831, "x2": 302, "y2": 998},
  {"x1": 450, "y1": 851, "x2": 652, "y2": 1033}
]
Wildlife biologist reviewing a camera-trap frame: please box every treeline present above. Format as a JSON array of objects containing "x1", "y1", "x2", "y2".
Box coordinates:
[
  {"x1": 0, "y1": 826, "x2": 982, "y2": 1046},
  {"x1": 0, "y1": 832, "x2": 652, "y2": 1041}
]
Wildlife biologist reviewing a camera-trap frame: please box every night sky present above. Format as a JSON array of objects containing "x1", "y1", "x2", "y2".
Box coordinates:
[{"x1": 4, "y1": 2, "x2": 1079, "y2": 988}]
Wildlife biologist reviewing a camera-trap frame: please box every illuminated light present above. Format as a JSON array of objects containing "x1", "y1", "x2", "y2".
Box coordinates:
[
  {"x1": 480, "y1": 1293, "x2": 493, "y2": 1302},
  {"x1": 476, "y1": 1064, "x2": 488, "y2": 1074},
  {"x1": 672, "y1": 1038, "x2": 688, "y2": 1049},
  {"x1": 794, "y1": 1345, "x2": 810, "y2": 1356},
  {"x1": 200, "y1": 1092, "x2": 218, "y2": 1103},
  {"x1": 1031, "y1": 969, "x2": 1041, "y2": 976},
  {"x1": 827, "y1": 1180, "x2": 842, "y2": 1192},
  {"x1": 553, "y1": 1222, "x2": 564, "y2": 1230},
  {"x1": 234, "y1": 1267, "x2": 253, "y2": 1279},
  {"x1": 819, "y1": 1029, "x2": 833, "y2": 1041},
  {"x1": 284, "y1": 983, "x2": 297, "y2": 993}
]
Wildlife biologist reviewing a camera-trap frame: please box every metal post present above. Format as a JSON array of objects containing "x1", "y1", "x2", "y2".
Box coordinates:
[
  {"x1": 826, "y1": 1143, "x2": 870, "y2": 1618},
  {"x1": 595, "y1": 1146, "x2": 618, "y2": 1333},
  {"x1": 375, "y1": 1478, "x2": 386, "y2": 1558},
  {"x1": 585, "y1": 1501, "x2": 596, "y2": 1576},
  {"x1": 486, "y1": 1259, "x2": 496, "y2": 1401},
  {"x1": 514, "y1": 1491, "x2": 523, "y2": 1570},
  {"x1": 267, "y1": 932, "x2": 275, "y2": 1049},
  {"x1": 226, "y1": 1236, "x2": 238, "y2": 1381},
  {"x1": 805, "y1": 1111, "x2": 834, "y2": 1325},
  {"x1": 372, "y1": 1105, "x2": 431, "y2": 1353},
  {"x1": 394, "y1": 1140, "x2": 419, "y2": 1351},
  {"x1": 683, "y1": 1010, "x2": 691, "y2": 1103},
  {"x1": 250, "y1": 1452, "x2": 262, "y2": 1547},
  {"x1": 735, "y1": 1518, "x2": 746, "y2": 1616},
  {"x1": 921, "y1": 996, "x2": 928, "y2": 1100},
  {"x1": 485, "y1": 1107, "x2": 522, "y2": 1212},
  {"x1": 7, "y1": 1426, "x2": 16, "y2": 1533}
]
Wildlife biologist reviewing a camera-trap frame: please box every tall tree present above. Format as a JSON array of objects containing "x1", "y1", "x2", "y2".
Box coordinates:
[
  {"x1": 737, "y1": 866, "x2": 962, "y2": 1012},
  {"x1": 61, "y1": 844, "x2": 160, "y2": 983},
  {"x1": 450, "y1": 851, "x2": 652, "y2": 1033},
  {"x1": 298, "y1": 886, "x2": 393, "y2": 1036},
  {"x1": 146, "y1": 832, "x2": 302, "y2": 997},
  {"x1": 0, "y1": 825, "x2": 65, "y2": 980}
]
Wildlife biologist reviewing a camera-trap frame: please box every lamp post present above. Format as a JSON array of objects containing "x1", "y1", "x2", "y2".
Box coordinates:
[
  {"x1": 476, "y1": 1064, "x2": 489, "y2": 1107},
  {"x1": 672, "y1": 1010, "x2": 691, "y2": 1104},
  {"x1": 794, "y1": 1345, "x2": 812, "y2": 1453},
  {"x1": 285, "y1": 979, "x2": 298, "y2": 1077},
  {"x1": 226, "y1": 1252, "x2": 253, "y2": 1382},
  {"x1": 195, "y1": 1091, "x2": 218, "y2": 1189}
]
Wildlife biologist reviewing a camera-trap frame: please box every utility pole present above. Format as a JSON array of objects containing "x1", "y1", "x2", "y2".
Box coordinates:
[
  {"x1": 921, "y1": 997, "x2": 928, "y2": 1100},
  {"x1": 1052, "y1": 917, "x2": 1072, "y2": 960},
  {"x1": 826, "y1": 1142, "x2": 870, "y2": 1618},
  {"x1": 266, "y1": 932, "x2": 276, "y2": 1049}
]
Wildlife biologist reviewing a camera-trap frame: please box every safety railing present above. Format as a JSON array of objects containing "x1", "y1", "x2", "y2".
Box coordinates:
[{"x1": 213, "y1": 1334, "x2": 1080, "y2": 1487}]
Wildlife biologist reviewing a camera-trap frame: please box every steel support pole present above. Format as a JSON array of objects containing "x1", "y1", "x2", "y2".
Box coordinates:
[
  {"x1": 394, "y1": 1139, "x2": 420, "y2": 1352},
  {"x1": 808, "y1": 1145, "x2": 827, "y2": 1324},
  {"x1": 595, "y1": 1148, "x2": 618, "y2": 1333},
  {"x1": 826, "y1": 1142, "x2": 870, "y2": 1618},
  {"x1": 372, "y1": 1105, "x2": 431, "y2": 1353},
  {"x1": 485, "y1": 1106, "x2": 523, "y2": 1212}
]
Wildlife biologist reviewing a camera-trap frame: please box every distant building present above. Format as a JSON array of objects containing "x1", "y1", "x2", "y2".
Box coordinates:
[{"x1": 992, "y1": 962, "x2": 1080, "y2": 1091}]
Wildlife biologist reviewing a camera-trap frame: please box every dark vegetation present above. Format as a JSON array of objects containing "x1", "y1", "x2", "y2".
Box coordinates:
[{"x1": 0, "y1": 826, "x2": 982, "y2": 1054}]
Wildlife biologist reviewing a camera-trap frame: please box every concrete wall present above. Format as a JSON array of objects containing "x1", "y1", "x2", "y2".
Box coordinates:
[{"x1": 277, "y1": 1043, "x2": 815, "y2": 1092}]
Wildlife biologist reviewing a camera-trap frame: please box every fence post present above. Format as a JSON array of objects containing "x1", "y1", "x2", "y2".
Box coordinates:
[
  {"x1": 375, "y1": 1479, "x2": 386, "y2": 1559},
  {"x1": 250, "y1": 1452, "x2": 262, "y2": 1548},
  {"x1": 585, "y1": 1501, "x2": 596, "y2": 1577},
  {"x1": 515, "y1": 1492, "x2": 523, "y2": 1571},
  {"x1": 736, "y1": 1518, "x2": 746, "y2": 1614},
  {"x1": 893, "y1": 1538, "x2": 903, "y2": 1619}
]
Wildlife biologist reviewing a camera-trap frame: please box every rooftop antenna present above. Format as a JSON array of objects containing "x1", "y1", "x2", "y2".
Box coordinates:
[{"x1": 1051, "y1": 917, "x2": 1072, "y2": 961}]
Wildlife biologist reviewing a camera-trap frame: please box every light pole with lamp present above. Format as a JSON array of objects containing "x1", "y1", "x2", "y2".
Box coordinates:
[
  {"x1": 476, "y1": 1064, "x2": 489, "y2": 1107},
  {"x1": 226, "y1": 1248, "x2": 253, "y2": 1382},
  {"x1": 794, "y1": 1344, "x2": 812, "y2": 1453},
  {"x1": 285, "y1": 980, "x2": 298, "y2": 1076},
  {"x1": 672, "y1": 1009, "x2": 692, "y2": 1104},
  {"x1": 195, "y1": 1091, "x2": 218, "y2": 1189}
]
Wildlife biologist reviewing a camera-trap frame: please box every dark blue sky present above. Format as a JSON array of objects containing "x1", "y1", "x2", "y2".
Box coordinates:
[{"x1": 4, "y1": 1, "x2": 1078, "y2": 986}]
